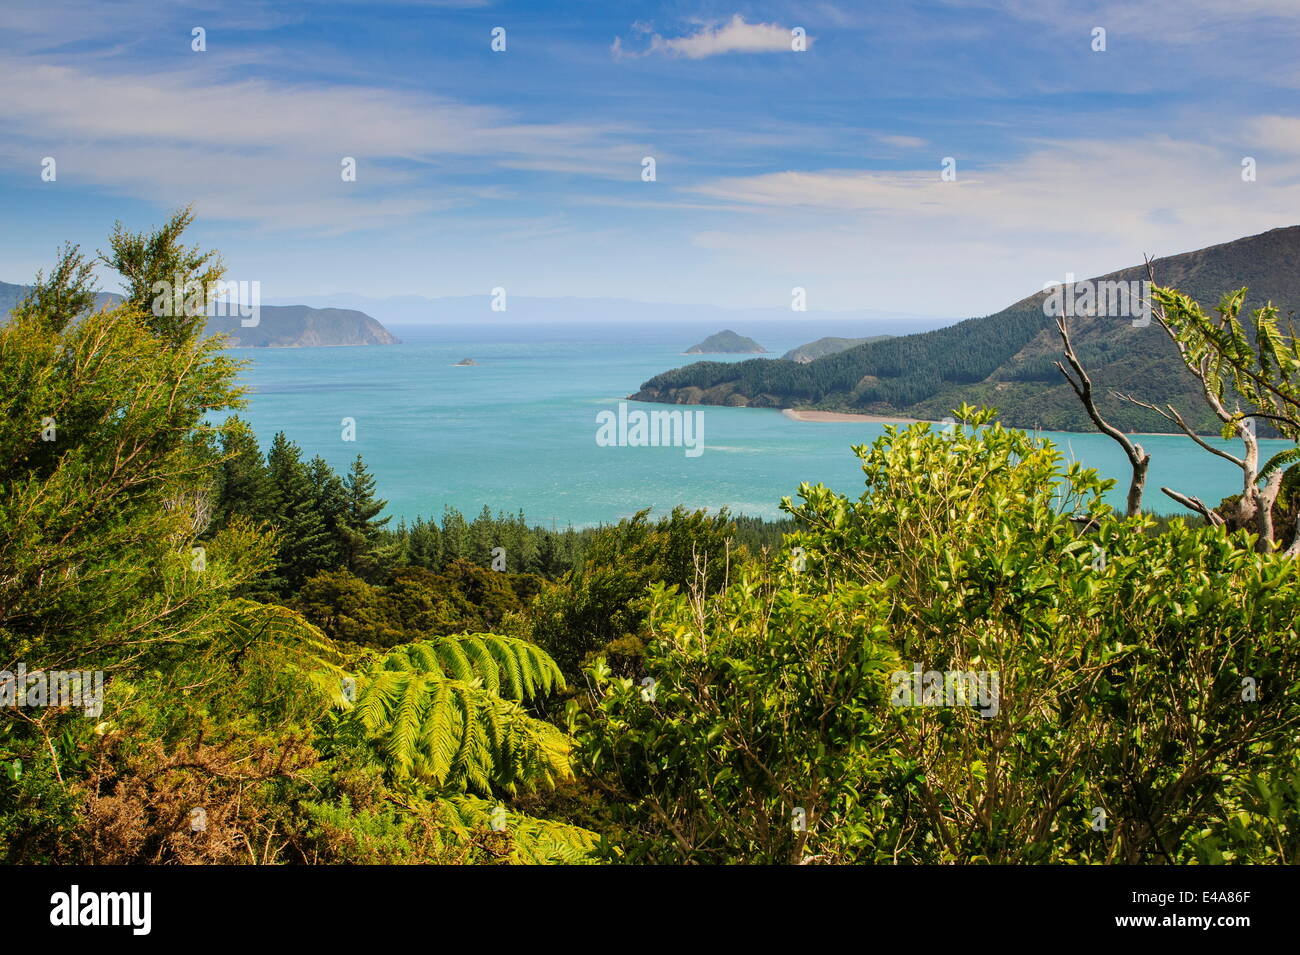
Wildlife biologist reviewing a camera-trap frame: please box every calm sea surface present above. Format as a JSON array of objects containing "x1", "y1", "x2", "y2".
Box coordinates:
[{"x1": 217, "y1": 320, "x2": 1284, "y2": 528}]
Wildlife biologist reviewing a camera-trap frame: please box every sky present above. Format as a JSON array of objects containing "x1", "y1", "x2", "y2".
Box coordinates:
[{"x1": 2, "y1": 0, "x2": 1299, "y2": 318}]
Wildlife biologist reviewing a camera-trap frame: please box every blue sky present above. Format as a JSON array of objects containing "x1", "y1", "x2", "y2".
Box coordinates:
[{"x1": 2, "y1": 0, "x2": 1299, "y2": 316}]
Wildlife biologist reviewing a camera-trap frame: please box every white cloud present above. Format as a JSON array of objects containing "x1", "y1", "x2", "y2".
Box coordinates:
[
  {"x1": 875, "y1": 134, "x2": 929, "y2": 149},
  {"x1": 945, "y1": 0, "x2": 1300, "y2": 43},
  {"x1": 0, "y1": 56, "x2": 639, "y2": 230},
  {"x1": 680, "y1": 127, "x2": 1300, "y2": 313},
  {"x1": 614, "y1": 15, "x2": 807, "y2": 59}
]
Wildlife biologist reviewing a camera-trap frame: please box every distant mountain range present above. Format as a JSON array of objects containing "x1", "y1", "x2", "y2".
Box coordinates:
[
  {"x1": 631, "y1": 226, "x2": 1300, "y2": 435},
  {"x1": 0, "y1": 280, "x2": 399, "y2": 347},
  {"x1": 267, "y1": 292, "x2": 950, "y2": 331}
]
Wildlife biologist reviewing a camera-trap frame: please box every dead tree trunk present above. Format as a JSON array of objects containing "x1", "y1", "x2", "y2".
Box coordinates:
[{"x1": 1054, "y1": 313, "x2": 1150, "y2": 517}]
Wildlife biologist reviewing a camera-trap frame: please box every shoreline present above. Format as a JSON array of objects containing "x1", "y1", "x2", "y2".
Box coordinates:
[
  {"x1": 781, "y1": 409, "x2": 928, "y2": 425},
  {"x1": 779, "y1": 408, "x2": 1256, "y2": 440},
  {"x1": 628, "y1": 398, "x2": 1285, "y2": 441}
]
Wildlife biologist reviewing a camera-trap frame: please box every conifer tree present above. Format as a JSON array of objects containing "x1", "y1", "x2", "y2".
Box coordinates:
[
  {"x1": 407, "y1": 516, "x2": 442, "y2": 570},
  {"x1": 99, "y1": 204, "x2": 225, "y2": 345},
  {"x1": 11, "y1": 242, "x2": 99, "y2": 334},
  {"x1": 470, "y1": 504, "x2": 496, "y2": 566},
  {"x1": 265, "y1": 433, "x2": 334, "y2": 592},
  {"x1": 212, "y1": 416, "x2": 272, "y2": 530},
  {"x1": 308, "y1": 455, "x2": 348, "y2": 568},
  {"x1": 441, "y1": 506, "x2": 470, "y2": 562},
  {"x1": 341, "y1": 455, "x2": 394, "y2": 579}
]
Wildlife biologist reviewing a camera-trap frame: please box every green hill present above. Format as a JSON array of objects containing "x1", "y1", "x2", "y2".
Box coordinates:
[
  {"x1": 632, "y1": 226, "x2": 1300, "y2": 433},
  {"x1": 782, "y1": 335, "x2": 891, "y2": 362}
]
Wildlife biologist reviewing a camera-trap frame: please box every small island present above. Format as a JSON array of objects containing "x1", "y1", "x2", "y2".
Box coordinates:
[
  {"x1": 453, "y1": 358, "x2": 478, "y2": 366},
  {"x1": 684, "y1": 329, "x2": 766, "y2": 354}
]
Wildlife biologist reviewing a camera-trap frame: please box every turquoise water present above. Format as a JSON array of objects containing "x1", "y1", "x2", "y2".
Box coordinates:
[{"x1": 219, "y1": 321, "x2": 1286, "y2": 527}]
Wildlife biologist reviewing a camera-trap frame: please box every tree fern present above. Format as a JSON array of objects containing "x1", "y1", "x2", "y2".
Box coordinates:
[
  {"x1": 434, "y1": 794, "x2": 599, "y2": 865},
  {"x1": 379, "y1": 632, "x2": 563, "y2": 700},
  {"x1": 345, "y1": 638, "x2": 571, "y2": 793},
  {"x1": 204, "y1": 598, "x2": 350, "y2": 709}
]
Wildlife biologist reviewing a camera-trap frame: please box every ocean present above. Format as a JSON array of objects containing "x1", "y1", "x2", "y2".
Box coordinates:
[{"x1": 218, "y1": 320, "x2": 1282, "y2": 528}]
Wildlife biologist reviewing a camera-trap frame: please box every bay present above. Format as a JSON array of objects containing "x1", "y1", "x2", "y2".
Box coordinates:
[{"x1": 218, "y1": 320, "x2": 1284, "y2": 527}]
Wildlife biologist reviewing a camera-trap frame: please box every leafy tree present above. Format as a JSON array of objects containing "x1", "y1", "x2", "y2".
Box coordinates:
[
  {"x1": 531, "y1": 507, "x2": 737, "y2": 677},
  {"x1": 0, "y1": 214, "x2": 336, "y2": 861},
  {"x1": 98, "y1": 205, "x2": 225, "y2": 345},
  {"x1": 10, "y1": 242, "x2": 99, "y2": 334},
  {"x1": 579, "y1": 411, "x2": 1300, "y2": 863}
]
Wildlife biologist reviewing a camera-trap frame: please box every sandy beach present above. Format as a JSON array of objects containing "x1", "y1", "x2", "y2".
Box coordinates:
[
  {"x1": 782, "y1": 409, "x2": 930, "y2": 425},
  {"x1": 780, "y1": 408, "x2": 1204, "y2": 438}
]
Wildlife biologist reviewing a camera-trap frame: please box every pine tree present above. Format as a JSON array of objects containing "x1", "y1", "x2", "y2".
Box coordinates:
[
  {"x1": 265, "y1": 433, "x2": 335, "y2": 593},
  {"x1": 441, "y1": 506, "x2": 469, "y2": 562},
  {"x1": 407, "y1": 516, "x2": 442, "y2": 570},
  {"x1": 470, "y1": 504, "x2": 496, "y2": 566},
  {"x1": 212, "y1": 416, "x2": 272, "y2": 530},
  {"x1": 341, "y1": 454, "x2": 394, "y2": 579}
]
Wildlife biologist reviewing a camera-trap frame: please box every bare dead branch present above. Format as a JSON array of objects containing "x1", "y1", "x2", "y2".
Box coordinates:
[
  {"x1": 1054, "y1": 312, "x2": 1149, "y2": 516},
  {"x1": 1160, "y1": 487, "x2": 1226, "y2": 526},
  {"x1": 1111, "y1": 392, "x2": 1247, "y2": 469}
]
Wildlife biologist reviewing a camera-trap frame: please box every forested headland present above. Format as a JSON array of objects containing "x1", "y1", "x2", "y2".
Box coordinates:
[{"x1": 633, "y1": 226, "x2": 1300, "y2": 436}]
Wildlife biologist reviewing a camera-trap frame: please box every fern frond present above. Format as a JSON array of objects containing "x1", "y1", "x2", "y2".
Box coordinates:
[
  {"x1": 437, "y1": 794, "x2": 600, "y2": 865},
  {"x1": 346, "y1": 674, "x2": 572, "y2": 793},
  {"x1": 379, "y1": 633, "x2": 564, "y2": 701},
  {"x1": 212, "y1": 598, "x2": 349, "y2": 708}
]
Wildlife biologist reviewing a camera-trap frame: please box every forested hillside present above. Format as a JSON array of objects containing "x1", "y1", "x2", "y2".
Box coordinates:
[{"x1": 633, "y1": 226, "x2": 1300, "y2": 434}]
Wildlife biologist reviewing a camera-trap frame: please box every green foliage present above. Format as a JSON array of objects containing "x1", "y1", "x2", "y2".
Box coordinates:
[
  {"x1": 293, "y1": 562, "x2": 542, "y2": 648},
  {"x1": 579, "y1": 409, "x2": 1300, "y2": 863},
  {"x1": 11, "y1": 211, "x2": 1300, "y2": 866},
  {"x1": 1152, "y1": 285, "x2": 1300, "y2": 443},
  {"x1": 530, "y1": 507, "x2": 739, "y2": 677},
  {"x1": 99, "y1": 205, "x2": 225, "y2": 345},
  {"x1": 1, "y1": 212, "x2": 598, "y2": 865},
  {"x1": 10, "y1": 242, "x2": 99, "y2": 334},
  {"x1": 342, "y1": 636, "x2": 570, "y2": 793},
  {"x1": 264, "y1": 432, "x2": 337, "y2": 593},
  {"x1": 378, "y1": 632, "x2": 563, "y2": 701},
  {"x1": 434, "y1": 794, "x2": 598, "y2": 864},
  {"x1": 341, "y1": 455, "x2": 394, "y2": 578},
  {"x1": 0, "y1": 275, "x2": 252, "y2": 671}
]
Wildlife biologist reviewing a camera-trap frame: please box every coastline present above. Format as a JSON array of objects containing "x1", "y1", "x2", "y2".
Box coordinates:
[
  {"x1": 782, "y1": 408, "x2": 929, "y2": 425},
  {"x1": 778, "y1": 408, "x2": 1250, "y2": 440},
  {"x1": 631, "y1": 399, "x2": 1281, "y2": 441}
]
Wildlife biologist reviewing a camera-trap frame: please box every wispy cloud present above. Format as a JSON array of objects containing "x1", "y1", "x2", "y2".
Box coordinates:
[
  {"x1": 682, "y1": 124, "x2": 1300, "y2": 312},
  {"x1": 613, "y1": 15, "x2": 809, "y2": 59},
  {"x1": 944, "y1": 0, "x2": 1300, "y2": 43},
  {"x1": 875, "y1": 134, "x2": 929, "y2": 149},
  {"x1": 0, "y1": 55, "x2": 640, "y2": 230}
]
